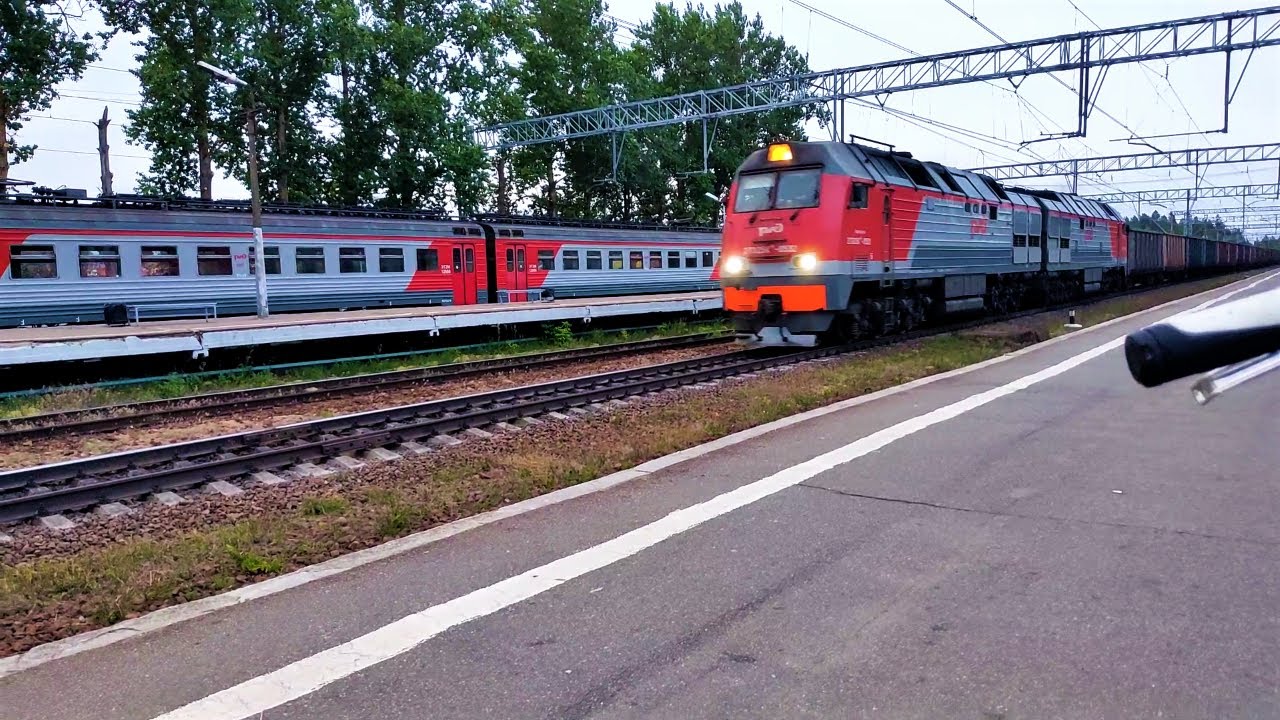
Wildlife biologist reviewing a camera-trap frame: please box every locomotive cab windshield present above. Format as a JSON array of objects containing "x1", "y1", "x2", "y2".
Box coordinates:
[{"x1": 732, "y1": 168, "x2": 822, "y2": 213}]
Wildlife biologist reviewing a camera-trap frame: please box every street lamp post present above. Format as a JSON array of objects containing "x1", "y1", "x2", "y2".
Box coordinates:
[{"x1": 197, "y1": 60, "x2": 268, "y2": 318}]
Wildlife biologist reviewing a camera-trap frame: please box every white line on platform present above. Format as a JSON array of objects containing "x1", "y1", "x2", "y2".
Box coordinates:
[
  {"x1": 2, "y1": 270, "x2": 1273, "y2": 685},
  {"x1": 151, "y1": 330, "x2": 1134, "y2": 718}
]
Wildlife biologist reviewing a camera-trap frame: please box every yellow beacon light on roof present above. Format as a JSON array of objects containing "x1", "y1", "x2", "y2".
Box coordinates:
[{"x1": 767, "y1": 143, "x2": 793, "y2": 162}]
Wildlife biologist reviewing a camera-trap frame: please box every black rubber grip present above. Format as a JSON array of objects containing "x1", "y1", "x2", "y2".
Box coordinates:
[{"x1": 1125, "y1": 323, "x2": 1280, "y2": 387}]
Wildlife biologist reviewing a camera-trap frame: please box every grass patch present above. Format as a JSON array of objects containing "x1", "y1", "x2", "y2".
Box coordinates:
[
  {"x1": 0, "y1": 273, "x2": 1262, "y2": 656},
  {"x1": 0, "y1": 318, "x2": 730, "y2": 420},
  {"x1": 299, "y1": 496, "x2": 348, "y2": 516}
]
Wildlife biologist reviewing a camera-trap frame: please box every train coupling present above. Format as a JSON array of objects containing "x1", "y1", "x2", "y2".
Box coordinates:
[{"x1": 736, "y1": 326, "x2": 819, "y2": 348}]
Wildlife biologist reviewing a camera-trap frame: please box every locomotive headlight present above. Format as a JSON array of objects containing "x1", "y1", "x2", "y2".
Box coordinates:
[
  {"x1": 795, "y1": 252, "x2": 819, "y2": 272},
  {"x1": 723, "y1": 255, "x2": 747, "y2": 274}
]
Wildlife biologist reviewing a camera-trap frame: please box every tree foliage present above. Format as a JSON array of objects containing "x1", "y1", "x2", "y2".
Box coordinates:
[
  {"x1": 1125, "y1": 212, "x2": 1260, "y2": 245},
  {"x1": 0, "y1": 0, "x2": 98, "y2": 188},
  {"x1": 99, "y1": 0, "x2": 249, "y2": 199},
  {"x1": 74, "y1": 0, "x2": 822, "y2": 219}
]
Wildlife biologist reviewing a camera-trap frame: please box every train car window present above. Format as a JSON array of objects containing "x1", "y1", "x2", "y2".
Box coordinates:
[
  {"x1": 964, "y1": 202, "x2": 971, "y2": 213},
  {"x1": 684, "y1": 251, "x2": 698, "y2": 268},
  {"x1": 1012, "y1": 210, "x2": 1028, "y2": 235},
  {"x1": 514, "y1": 230, "x2": 525, "y2": 238},
  {"x1": 10, "y1": 245, "x2": 57, "y2": 279},
  {"x1": 498, "y1": 230, "x2": 511, "y2": 238},
  {"x1": 897, "y1": 158, "x2": 938, "y2": 189},
  {"x1": 516, "y1": 248, "x2": 525, "y2": 271},
  {"x1": 197, "y1": 246, "x2": 233, "y2": 276},
  {"x1": 416, "y1": 248, "x2": 439, "y2": 272},
  {"x1": 339, "y1": 247, "x2": 367, "y2": 273},
  {"x1": 586, "y1": 250, "x2": 602, "y2": 270},
  {"x1": 141, "y1": 245, "x2": 180, "y2": 277},
  {"x1": 468, "y1": 228, "x2": 482, "y2": 237},
  {"x1": 667, "y1": 251, "x2": 680, "y2": 269},
  {"x1": 978, "y1": 175, "x2": 1010, "y2": 201},
  {"x1": 608, "y1": 250, "x2": 623, "y2": 270},
  {"x1": 648, "y1": 251, "x2": 663, "y2": 269},
  {"x1": 296, "y1": 246, "x2": 326, "y2": 274},
  {"x1": 563, "y1": 250, "x2": 580, "y2": 270},
  {"x1": 867, "y1": 154, "x2": 910, "y2": 184},
  {"x1": 952, "y1": 174, "x2": 987, "y2": 201},
  {"x1": 452, "y1": 227, "x2": 467, "y2": 236},
  {"x1": 629, "y1": 251, "x2": 644, "y2": 270},
  {"x1": 988, "y1": 205, "x2": 998, "y2": 221},
  {"x1": 249, "y1": 246, "x2": 281, "y2": 275},
  {"x1": 1061, "y1": 237, "x2": 1071, "y2": 249},
  {"x1": 928, "y1": 164, "x2": 966, "y2": 194},
  {"x1": 1014, "y1": 235, "x2": 1027, "y2": 248},
  {"x1": 379, "y1": 248, "x2": 405, "y2": 273},
  {"x1": 1029, "y1": 213, "x2": 1042, "y2": 239},
  {"x1": 452, "y1": 248, "x2": 462, "y2": 272},
  {"x1": 537, "y1": 250, "x2": 555, "y2": 271},
  {"x1": 1079, "y1": 218, "x2": 1085, "y2": 230},
  {"x1": 774, "y1": 169, "x2": 821, "y2": 209},
  {"x1": 465, "y1": 247, "x2": 475, "y2": 272},
  {"x1": 849, "y1": 183, "x2": 869, "y2": 209},
  {"x1": 734, "y1": 173, "x2": 775, "y2": 212},
  {"x1": 79, "y1": 245, "x2": 121, "y2": 278},
  {"x1": 701, "y1": 251, "x2": 714, "y2": 267},
  {"x1": 506, "y1": 248, "x2": 515, "y2": 272}
]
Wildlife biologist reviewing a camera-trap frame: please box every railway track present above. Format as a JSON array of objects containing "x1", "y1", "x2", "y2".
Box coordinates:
[
  {"x1": 0, "y1": 331, "x2": 732, "y2": 443},
  {"x1": 0, "y1": 273, "x2": 1253, "y2": 525}
]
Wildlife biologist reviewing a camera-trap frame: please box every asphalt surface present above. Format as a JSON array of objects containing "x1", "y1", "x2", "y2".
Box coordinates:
[{"x1": 2, "y1": 272, "x2": 1278, "y2": 720}]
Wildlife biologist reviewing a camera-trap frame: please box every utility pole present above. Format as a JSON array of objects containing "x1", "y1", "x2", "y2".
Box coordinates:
[
  {"x1": 245, "y1": 93, "x2": 266, "y2": 315},
  {"x1": 96, "y1": 107, "x2": 114, "y2": 196},
  {"x1": 197, "y1": 60, "x2": 268, "y2": 318}
]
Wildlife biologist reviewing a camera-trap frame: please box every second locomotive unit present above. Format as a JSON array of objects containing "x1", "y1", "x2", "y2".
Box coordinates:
[{"x1": 718, "y1": 139, "x2": 1275, "y2": 347}]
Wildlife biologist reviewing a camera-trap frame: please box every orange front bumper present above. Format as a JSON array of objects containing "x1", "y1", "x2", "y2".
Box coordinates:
[{"x1": 724, "y1": 285, "x2": 827, "y2": 313}]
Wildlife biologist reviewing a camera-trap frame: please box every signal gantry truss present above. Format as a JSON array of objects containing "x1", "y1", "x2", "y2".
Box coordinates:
[
  {"x1": 475, "y1": 6, "x2": 1280, "y2": 150},
  {"x1": 1086, "y1": 183, "x2": 1280, "y2": 204},
  {"x1": 972, "y1": 144, "x2": 1280, "y2": 181}
]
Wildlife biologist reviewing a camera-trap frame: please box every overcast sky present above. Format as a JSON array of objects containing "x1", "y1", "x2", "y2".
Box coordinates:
[{"x1": 15, "y1": 0, "x2": 1280, "y2": 236}]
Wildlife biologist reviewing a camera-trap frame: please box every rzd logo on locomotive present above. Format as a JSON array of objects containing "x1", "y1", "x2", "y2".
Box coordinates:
[{"x1": 757, "y1": 223, "x2": 785, "y2": 237}]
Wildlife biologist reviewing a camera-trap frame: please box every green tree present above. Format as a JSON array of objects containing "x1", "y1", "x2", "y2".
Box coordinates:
[
  {"x1": 349, "y1": 0, "x2": 507, "y2": 212},
  {"x1": 322, "y1": 0, "x2": 382, "y2": 206},
  {"x1": 0, "y1": 0, "x2": 98, "y2": 191},
  {"x1": 99, "y1": 0, "x2": 249, "y2": 199},
  {"x1": 218, "y1": 0, "x2": 334, "y2": 204},
  {"x1": 623, "y1": 0, "x2": 823, "y2": 224},
  {"x1": 503, "y1": 0, "x2": 629, "y2": 218}
]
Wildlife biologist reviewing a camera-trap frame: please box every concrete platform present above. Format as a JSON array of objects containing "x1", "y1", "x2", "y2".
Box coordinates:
[
  {"x1": 1, "y1": 271, "x2": 1277, "y2": 719},
  {"x1": 0, "y1": 291, "x2": 720, "y2": 367}
]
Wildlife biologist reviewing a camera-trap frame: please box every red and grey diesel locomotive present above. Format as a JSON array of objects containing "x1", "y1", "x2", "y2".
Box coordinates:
[{"x1": 718, "y1": 140, "x2": 1278, "y2": 347}]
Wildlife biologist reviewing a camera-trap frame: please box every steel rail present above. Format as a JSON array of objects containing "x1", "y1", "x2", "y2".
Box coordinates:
[{"x1": 0, "y1": 332, "x2": 732, "y2": 443}]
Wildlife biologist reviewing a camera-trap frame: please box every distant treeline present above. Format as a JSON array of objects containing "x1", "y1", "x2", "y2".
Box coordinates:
[{"x1": 1125, "y1": 212, "x2": 1277, "y2": 246}]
